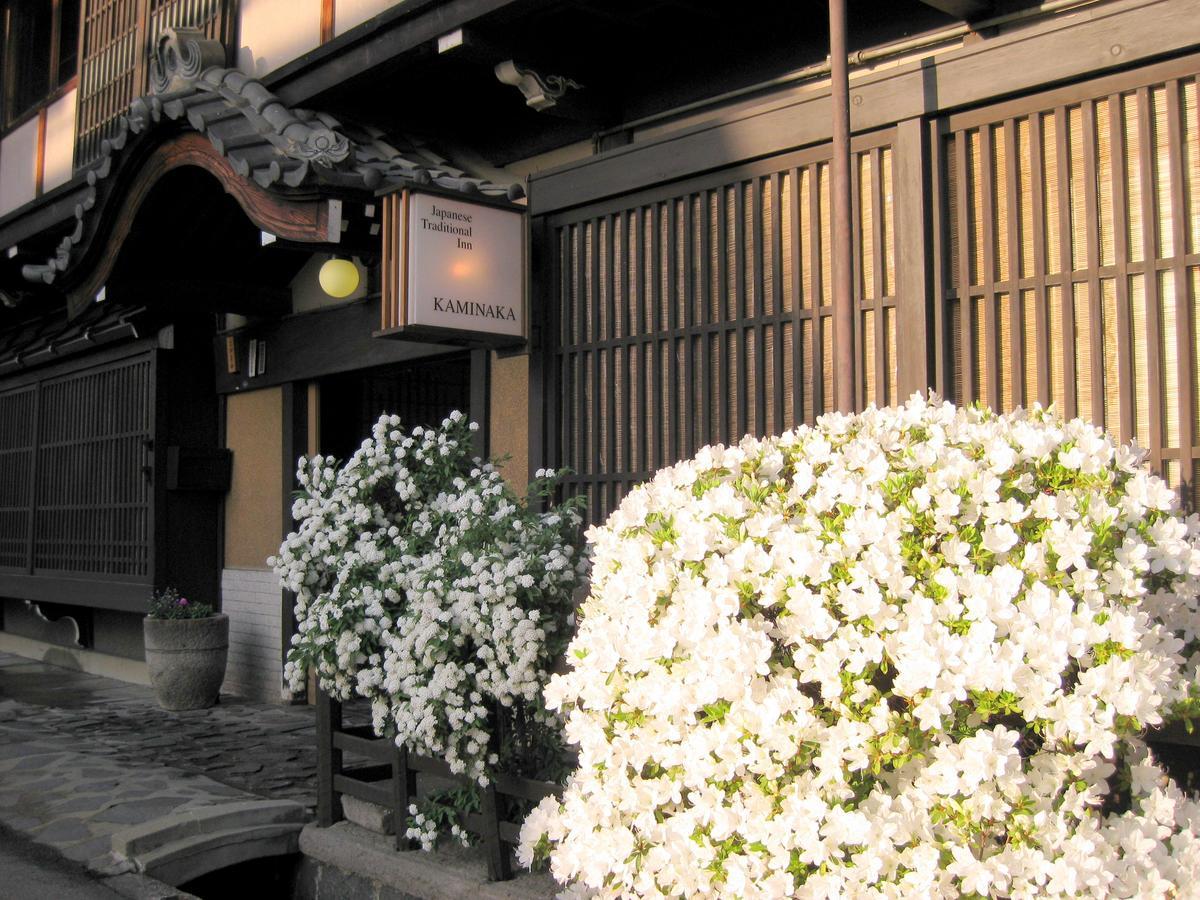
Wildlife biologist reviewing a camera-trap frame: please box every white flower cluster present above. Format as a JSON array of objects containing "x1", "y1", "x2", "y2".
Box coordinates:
[
  {"x1": 272, "y1": 411, "x2": 585, "y2": 786},
  {"x1": 405, "y1": 801, "x2": 472, "y2": 852},
  {"x1": 519, "y1": 396, "x2": 1200, "y2": 898}
]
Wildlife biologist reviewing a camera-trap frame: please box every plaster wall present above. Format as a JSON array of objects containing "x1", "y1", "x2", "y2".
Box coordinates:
[
  {"x1": 0, "y1": 117, "x2": 39, "y2": 217},
  {"x1": 91, "y1": 610, "x2": 146, "y2": 659},
  {"x1": 224, "y1": 387, "x2": 283, "y2": 569},
  {"x1": 42, "y1": 89, "x2": 77, "y2": 193},
  {"x1": 334, "y1": 0, "x2": 399, "y2": 36},
  {"x1": 237, "y1": 0, "x2": 322, "y2": 80},
  {"x1": 0, "y1": 600, "x2": 143, "y2": 660},
  {"x1": 490, "y1": 352, "x2": 529, "y2": 490}
]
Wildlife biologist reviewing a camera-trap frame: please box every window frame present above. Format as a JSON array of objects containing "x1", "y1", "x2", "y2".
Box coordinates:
[{"x1": 1, "y1": 0, "x2": 81, "y2": 135}]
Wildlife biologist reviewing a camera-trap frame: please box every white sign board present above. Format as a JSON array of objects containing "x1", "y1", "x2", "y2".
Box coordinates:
[{"x1": 404, "y1": 192, "x2": 524, "y2": 338}]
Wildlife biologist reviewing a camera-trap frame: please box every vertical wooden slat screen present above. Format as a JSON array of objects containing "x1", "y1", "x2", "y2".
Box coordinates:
[
  {"x1": 549, "y1": 136, "x2": 896, "y2": 525},
  {"x1": 939, "y1": 63, "x2": 1200, "y2": 507},
  {"x1": 0, "y1": 388, "x2": 36, "y2": 571},
  {"x1": 16, "y1": 355, "x2": 155, "y2": 578},
  {"x1": 74, "y1": 0, "x2": 230, "y2": 170}
]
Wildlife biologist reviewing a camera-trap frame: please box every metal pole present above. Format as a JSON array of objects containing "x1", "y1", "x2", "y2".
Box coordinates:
[{"x1": 829, "y1": 0, "x2": 855, "y2": 412}]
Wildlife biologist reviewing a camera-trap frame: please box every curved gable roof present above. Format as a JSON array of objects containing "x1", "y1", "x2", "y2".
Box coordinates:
[{"x1": 20, "y1": 28, "x2": 523, "y2": 300}]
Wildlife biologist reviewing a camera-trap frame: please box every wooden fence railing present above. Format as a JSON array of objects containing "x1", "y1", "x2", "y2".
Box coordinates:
[{"x1": 315, "y1": 690, "x2": 562, "y2": 882}]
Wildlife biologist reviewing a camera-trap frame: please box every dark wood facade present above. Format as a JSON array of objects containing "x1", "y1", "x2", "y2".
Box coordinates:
[
  {"x1": 529, "y1": 0, "x2": 1200, "y2": 524},
  {"x1": 0, "y1": 314, "x2": 222, "y2": 612},
  {"x1": 0, "y1": 0, "x2": 1195, "y2": 672}
]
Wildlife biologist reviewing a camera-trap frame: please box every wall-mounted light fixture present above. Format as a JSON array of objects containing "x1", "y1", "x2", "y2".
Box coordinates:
[{"x1": 318, "y1": 257, "x2": 359, "y2": 298}]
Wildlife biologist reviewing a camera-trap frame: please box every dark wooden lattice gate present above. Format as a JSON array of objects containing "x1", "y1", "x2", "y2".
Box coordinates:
[{"x1": 0, "y1": 350, "x2": 154, "y2": 602}]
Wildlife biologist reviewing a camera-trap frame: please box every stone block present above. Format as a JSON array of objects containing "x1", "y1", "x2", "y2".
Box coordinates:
[{"x1": 342, "y1": 795, "x2": 394, "y2": 835}]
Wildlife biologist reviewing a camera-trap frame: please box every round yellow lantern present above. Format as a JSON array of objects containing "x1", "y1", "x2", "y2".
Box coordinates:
[{"x1": 318, "y1": 257, "x2": 360, "y2": 298}]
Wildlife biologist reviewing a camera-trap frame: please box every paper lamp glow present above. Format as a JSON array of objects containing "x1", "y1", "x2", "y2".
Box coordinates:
[{"x1": 319, "y1": 257, "x2": 360, "y2": 298}]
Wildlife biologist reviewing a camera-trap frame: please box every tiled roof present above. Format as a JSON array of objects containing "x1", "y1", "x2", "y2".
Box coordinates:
[
  {"x1": 20, "y1": 28, "x2": 523, "y2": 290},
  {"x1": 0, "y1": 302, "x2": 146, "y2": 373}
]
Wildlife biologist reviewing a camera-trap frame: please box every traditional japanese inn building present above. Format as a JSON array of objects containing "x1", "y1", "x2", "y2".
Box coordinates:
[{"x1": 0, "y1": 0, "x2": 1196, "y2": 699}]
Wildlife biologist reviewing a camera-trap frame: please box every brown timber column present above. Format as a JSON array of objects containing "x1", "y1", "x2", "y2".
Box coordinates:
[{"x1": 829, "y1": 0, "x2": 855, "y2": 412}]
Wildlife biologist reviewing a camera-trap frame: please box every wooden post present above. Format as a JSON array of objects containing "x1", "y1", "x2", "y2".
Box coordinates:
[
  {"x1": 829, "y1": 0, "x2": 855, "y2": 412},
  {"x1": 893, "y1": 118, "x2": 933, "y2": 399},
  {"x1": 469, "y1": 347, "x2": 490, "y2": 458},
  {"x1": 315, "y1": 690, "x2": 343, "y2": 827},
  {"x1": 479, "y1": 781, "x2": 511, "y2": 881},
  {"x1": 392, "y1": 743, "x2": 417, "y2": 850}
]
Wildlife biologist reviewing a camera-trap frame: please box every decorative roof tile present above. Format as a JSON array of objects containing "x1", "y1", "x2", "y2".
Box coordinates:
[{"x1": 21, "y1": 28, "x2": 523, "y2": 289}]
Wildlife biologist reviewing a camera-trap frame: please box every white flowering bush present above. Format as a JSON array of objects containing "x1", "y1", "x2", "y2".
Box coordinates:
[
  {"x1": 273, "y1": 411, "x2": 586, "y2": 796},
  {"x1": 520, "y1": 396, "x2": 1200, "y2": 898}
]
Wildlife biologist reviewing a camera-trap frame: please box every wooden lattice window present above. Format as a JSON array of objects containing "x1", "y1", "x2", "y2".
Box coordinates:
[
  {"x1": 546, "y1": 135, "x2": 897, "y2": 525},
  {"x1": 34, "y1": 355, "x2": 153, "y2": 576},
  {"x1": 938, "y1": 55, "x2": 1200, "y2": 507},
  {"x1": 0, "y1": 387, "x2": 35, "y2": 571},
  {"x1": 0, "y1": 353, "x2": 154, "y2": 579},
  {"x1": 75, "y1": 0, "x2": 233, "y2": 169}
]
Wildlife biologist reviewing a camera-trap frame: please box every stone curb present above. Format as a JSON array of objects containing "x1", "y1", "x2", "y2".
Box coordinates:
[
  {"x1": 298, "y1": 821, "x2": 558, "y2": 900},
  {"x1": 100, "y1": 872, "x2": 202, "y2": 900},
  {"x1": 111, "y1": 799, "x2": 307, "y2": 856}
]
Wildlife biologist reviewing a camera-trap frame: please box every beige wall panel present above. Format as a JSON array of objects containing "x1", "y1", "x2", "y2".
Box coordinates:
[
  {"x1": 0, "y1": 118, "x2": 39, "y2": 217},
  {"x1": 42, "y1": 89, "x2": 78, "y2": 193},
  {"x1": 334, "y1": 0, "x2": 398, "y2": 36},
  {"x1": 237, "y1": 0, "x2": 321, "y2": 79},
  {"x1": 490, "y1": 352, "x2": 529, "y2": 491},
  {"x1": 225, "y1": 387, "x2": 283, "y2": 569}
]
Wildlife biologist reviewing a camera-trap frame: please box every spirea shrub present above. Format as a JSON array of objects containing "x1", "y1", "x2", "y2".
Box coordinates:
[
  {"x1": 519, "y1": 396, "x2": 1200, "y2": 898},
  {"x1": 272, "y1": 411, "x2": 585, "y2": 787}
]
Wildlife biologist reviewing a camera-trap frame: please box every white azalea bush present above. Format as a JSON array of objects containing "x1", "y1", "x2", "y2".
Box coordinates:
[
  {"x1": 273, "y1": 411, "x2": 586, "y2": 800},
  {"x1": 520, "y1": 396, "x2": 1200, "y2": 898}
]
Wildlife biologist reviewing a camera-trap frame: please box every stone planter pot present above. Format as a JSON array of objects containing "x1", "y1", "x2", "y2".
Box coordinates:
[{"x1": 143, "y1": 614, "x2": 229, "y2": 710}]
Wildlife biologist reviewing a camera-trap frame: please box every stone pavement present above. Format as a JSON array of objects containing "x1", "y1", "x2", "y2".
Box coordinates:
[
  {"x1": 0, "y1": 651, "x2": 315, "y2": 897},
  {"x1": 0, "y1": 652, "x2": 558, "y2": 899}
]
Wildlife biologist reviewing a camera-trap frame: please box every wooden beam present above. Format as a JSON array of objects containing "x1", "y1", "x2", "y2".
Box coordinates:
[
  {"x1": 529, "y1": 0, "x2": 1200, "y2": 216},
  {"x1": 212, "y1": 299, "x2": 458, "y2": 395},
  {"x1": 114, "y1": 280, "x2": 292, "y2": 317},
  {"x1": 893, "y1": 118, "x2": 932, "y2": 398},
  {"x1": 915, "y1": 0, "x2": 991, "y2": 19}
]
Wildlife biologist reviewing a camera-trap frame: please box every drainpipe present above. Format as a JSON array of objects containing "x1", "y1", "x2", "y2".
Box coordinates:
[{"x1": 829, "y1": 0, "x2": 855, "y2": 413}]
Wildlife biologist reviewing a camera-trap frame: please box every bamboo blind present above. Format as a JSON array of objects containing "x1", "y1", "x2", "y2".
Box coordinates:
[
  {"x1": 553, "y1": 142, "x2": 897, "y2": 524},
  {"x1": 75, "y1": 0, "x2": 228, "y2": 169},
  {"x1": 941, "y1": 72, "x2": 1200, "y2": 506}
]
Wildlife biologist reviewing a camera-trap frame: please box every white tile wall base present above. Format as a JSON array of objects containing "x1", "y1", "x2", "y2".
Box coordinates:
[{"x1": 221, "y1": 567, "x2": 290, "y2": 702}]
